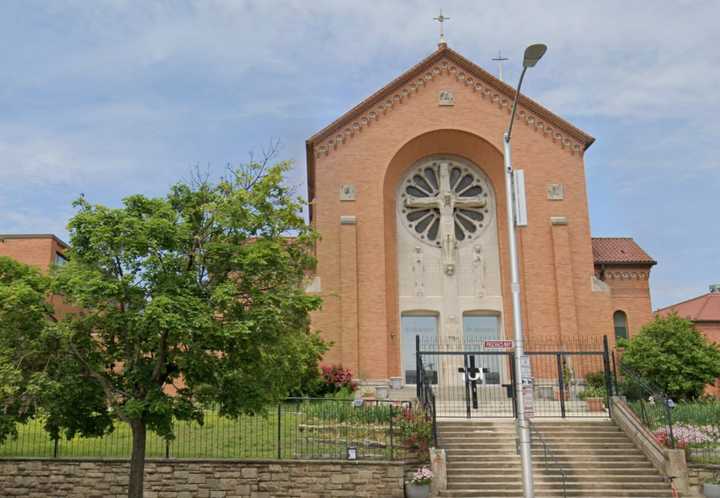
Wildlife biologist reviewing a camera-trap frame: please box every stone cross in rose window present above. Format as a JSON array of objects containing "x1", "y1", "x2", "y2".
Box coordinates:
[{"x1": 404, "y1": 162, "x2": 487, "y2": 276}]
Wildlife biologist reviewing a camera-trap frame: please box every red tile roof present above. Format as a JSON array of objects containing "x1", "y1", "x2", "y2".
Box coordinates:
[
  {"x1": 656, "y1": 291, "x2": 720, "y2": 322},
  {"x1": 592, "y1": 237, "x2": 656, "y2": 266}
]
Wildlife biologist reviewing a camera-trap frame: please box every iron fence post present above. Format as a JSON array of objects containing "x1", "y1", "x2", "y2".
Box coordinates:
[
  {"x1": 389, "y1": 404, "x2": 394, "y2": 460},
  {"x1": 556, "y1": 353, "x2": 566, "y2": 418},
  {"x1": 602, "y1": 335, "x2": 613, "y2": 416},
  {"x1": 416, "y1": 335, "x2": 421, "y2": 400},
  {"x1": 277, "y1": 403, "x2": 282, "y2": 459},
  {"x1": 463, "y1": 354, "x2": 472, "y2": 419},
  {"x1": 53, "y1": 437, "x2": 59, "y2": 458},
  {"x1": 611, "y1": 350, "x2": 619, "y2": 396},
  {"x1": 165, "y1": 438, "x2": 170, "y2": 459},
  {"x1": 664, "y1": 400, "x2": 676, "y2": 449},
  {"x1": 431, "y1": 394, "x2": 438, "y2": 447}
]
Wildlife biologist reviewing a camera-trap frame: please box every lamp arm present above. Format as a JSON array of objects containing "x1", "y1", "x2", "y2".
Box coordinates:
[{"x1": 505, "y1": 66, "x2": 528, "y2": 143}]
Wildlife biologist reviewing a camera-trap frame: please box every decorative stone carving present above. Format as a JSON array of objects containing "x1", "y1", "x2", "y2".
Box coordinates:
[
  {"x1": 547, "y1": 183, "x2": 565, "y2": 200},
  {"x1": 400, "y1": 159, "x2": 492, "y2": 276},
  {"x1": 472, "y1": 244, "x2": 486, "y2": 297},
  {"x1": 412, "y1": 246, "x2": 425, "y2": 296},
  {"x1": 340, "y1": 184, "x2": 356, "y2": 201},
  {"x1": 438, "y1": 89, "x2": 455, "y2": 106}
]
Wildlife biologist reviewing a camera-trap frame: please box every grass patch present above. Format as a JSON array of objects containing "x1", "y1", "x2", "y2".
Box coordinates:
[{"x1": 0, "y1": 401, "x2": 422, "y2": 461}]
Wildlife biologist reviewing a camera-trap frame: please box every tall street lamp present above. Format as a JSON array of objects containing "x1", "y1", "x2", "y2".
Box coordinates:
[{"x1": 503, "y1": 43, "x2": 547, "y2": 498}]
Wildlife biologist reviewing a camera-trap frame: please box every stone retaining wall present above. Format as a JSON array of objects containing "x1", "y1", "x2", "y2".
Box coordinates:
[
  {"x1": 688, "y1": 464, "x2": 720, "y2": 497},
  {"x1": 0, "y1": 459, "x2": 408, "y2": 498}
]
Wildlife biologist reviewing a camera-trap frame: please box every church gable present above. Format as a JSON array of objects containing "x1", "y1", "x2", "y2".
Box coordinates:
[{"x1": 307, "y1": 45, "x2": 594, "y2": 162}]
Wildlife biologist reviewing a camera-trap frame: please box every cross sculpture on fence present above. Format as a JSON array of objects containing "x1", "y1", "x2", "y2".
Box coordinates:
[
  {"x1": 458, "y1": 356, "x2": 489, "y2": 410},
  {"x1": 404, "y1": 162, "x2": 487, "y2": 276}
]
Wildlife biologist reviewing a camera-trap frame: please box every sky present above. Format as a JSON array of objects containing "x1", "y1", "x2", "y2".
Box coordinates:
[{"x1": 1, "y1": 0, "x2": 718, "y2": 309}]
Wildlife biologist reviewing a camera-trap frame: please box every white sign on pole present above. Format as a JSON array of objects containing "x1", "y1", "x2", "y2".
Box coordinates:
[
  {"x1": 519, "y1": 354, "x2": 534, "y2": 418},
  {"x1": 513, "y1": 169, "x2": 528, "y2": 227}
]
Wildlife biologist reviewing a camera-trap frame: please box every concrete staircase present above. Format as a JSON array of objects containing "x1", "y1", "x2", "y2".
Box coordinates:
[{"x1": 437, "y1": 419, "x2": 674, "y2": 498}]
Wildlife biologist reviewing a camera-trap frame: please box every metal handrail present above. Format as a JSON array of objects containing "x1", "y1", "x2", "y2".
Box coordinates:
[{"x1": 529, "y1": 421, "x2": 568, "y2": 498}]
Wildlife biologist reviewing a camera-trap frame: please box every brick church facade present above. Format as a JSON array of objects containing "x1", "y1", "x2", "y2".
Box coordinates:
[{"x1": 305, "y1": 43, "x2": 654, "y2": 383}]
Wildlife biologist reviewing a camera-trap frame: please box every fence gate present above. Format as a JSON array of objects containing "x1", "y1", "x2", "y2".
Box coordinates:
[{"x1": 416, "y1": 336, "x2": 614, "y2": 419}]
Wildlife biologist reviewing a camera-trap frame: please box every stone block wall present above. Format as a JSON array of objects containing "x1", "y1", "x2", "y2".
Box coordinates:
[
  {"x1": 688, "y1": 464, "x2": 720, "y2": 497},
  {"x1": 0, "y1": 459, "x2": 408, "y2": 498}
]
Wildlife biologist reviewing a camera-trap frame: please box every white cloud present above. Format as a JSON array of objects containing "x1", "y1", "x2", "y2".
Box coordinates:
[{"x1": 1, "y1": 0, "x2": 718, "y2": 308}]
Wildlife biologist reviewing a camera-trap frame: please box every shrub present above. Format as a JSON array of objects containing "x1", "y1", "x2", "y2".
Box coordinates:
[
  {"x1": 578, "y1": 385, "x2": 606, "y2": 400},
  {"x1": 290, "y1": 364, "x2": 358, "y2": 398},
  {"x1": 320, "y1": 365, "x2": 358, "y2": 395},
  {"x1": 585, "y1": 371, "x2": 606, "y2": 389},
  {"x1": 621, "y1": 313, "x2": 720, "y2": 400},
  {"x1": 396, "y1": 405, "x2": 433, "y2": 455}
]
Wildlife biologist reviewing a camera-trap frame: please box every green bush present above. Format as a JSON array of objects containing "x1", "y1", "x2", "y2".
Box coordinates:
[
  {"x1": 578, "y1": 385, "x2": 606, "y2": 400},
  {"x1": 621, "y1": 313, "x2": 720, "y2": 400},
  {"x1": 585, "y1": 371, "x2": 606, "y2": 389},
  {"x1": 297, "y1": 398, "x2": 395, "y2": 425},
  {"x1": 395, "y1": 405, "x2": 432, "y2": 455}
]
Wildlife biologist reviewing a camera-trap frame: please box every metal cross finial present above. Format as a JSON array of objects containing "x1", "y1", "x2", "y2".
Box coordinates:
[
  {"x1": 492, "y1": 50, "x2": 509, "y2": 82},
  {"x1": 434, "y1": 10, "x2": 450, "y2": 45}
]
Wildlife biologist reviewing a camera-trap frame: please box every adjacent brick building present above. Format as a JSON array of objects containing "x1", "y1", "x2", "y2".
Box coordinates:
[
  {"x1": 0, "y1": 233, "x2": 73, "y2": 317},
  {"x1": 655, "y1": 285, "x2": 720, "y2": 344},
  {"x1": 0, "y1": 233, "x2": 69, "y2": 271},
  {"x1": 304, "y1": 42, "x2": 656, "y2": 383},
  {"x1": 592, "y1": 237, "x2": 657, "y2": 340}
]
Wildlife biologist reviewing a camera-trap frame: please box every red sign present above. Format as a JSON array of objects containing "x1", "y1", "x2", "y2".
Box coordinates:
[{"x1": 484, "y1": 340, "x2": 514, "y2": 350}]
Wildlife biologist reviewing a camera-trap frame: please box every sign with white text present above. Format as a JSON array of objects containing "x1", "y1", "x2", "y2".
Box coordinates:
[{"x1": 483, "y1": 340, "x2": 514, "y2": 350}]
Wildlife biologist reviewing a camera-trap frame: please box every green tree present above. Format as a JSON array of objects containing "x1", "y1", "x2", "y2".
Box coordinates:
[
  {"x1": 0, "y1": 159, "x2": 326, "y2": 498},
  {"x1": 0, "y1": 257, "x2": 113, "y2": 446},
  {"x1": 621, "y1": 313, "x2": 720, "y2": 399}
]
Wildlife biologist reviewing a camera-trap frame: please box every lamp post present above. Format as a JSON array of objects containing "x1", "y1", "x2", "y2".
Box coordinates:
[{"x1": 504, "y1": 43, "x2": 547, "y2": 498}]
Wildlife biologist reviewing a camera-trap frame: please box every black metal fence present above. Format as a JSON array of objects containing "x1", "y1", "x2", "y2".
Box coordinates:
[
  {"x1": 0, "y1": 398, "x2": 427, "y2": 462},
  {"x1": 618, "y1": 364, "x2": 720, "y2": 464},
  {"x1": 416, "y1": 335, "x2": 614, "y2": 419},
  {"x1": 416, "y1": 347, "x2": 438, "y2": 447}
]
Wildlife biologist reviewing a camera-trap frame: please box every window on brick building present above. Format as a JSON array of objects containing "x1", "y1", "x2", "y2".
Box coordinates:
[
  {"x1": 54, "y1": 252, "x2": 68, "y2": 266},
  {"x1": 613, "y1": 310, "x2": 628, "y2": 340},
  {"x1": 401, "y1": 314, "x2": 438, "y2": 385}
]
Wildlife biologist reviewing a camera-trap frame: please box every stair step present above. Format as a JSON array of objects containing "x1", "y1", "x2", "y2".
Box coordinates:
[
  {"x1": 439, "y1": 492, "x2": 673, "y2": 498},
  {"x1": 436, "y1": 418, "x2": 672, "y2": 498},
  {"x1": 447, "y1": 464, "x2": 656, "y2": 471}
]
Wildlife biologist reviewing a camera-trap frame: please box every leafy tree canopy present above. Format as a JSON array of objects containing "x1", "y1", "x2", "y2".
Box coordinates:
[
  {"x1": 620, "y1": 313, "x2": 720, "y2": 400},
  {"x1": 0, "y1": 158, "x2": 327, "y2": 498}
]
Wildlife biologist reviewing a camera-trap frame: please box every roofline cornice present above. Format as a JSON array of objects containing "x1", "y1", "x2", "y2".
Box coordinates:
[
  {"x1": 0, "y1": 233, "x2": 70, "y2": 249},
  {"x1": 306, "y1": 45, "x2": 595, "y2": 158}
]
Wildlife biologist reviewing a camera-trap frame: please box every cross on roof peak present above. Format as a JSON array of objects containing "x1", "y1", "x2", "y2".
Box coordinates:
[{"x1": 433, "y1": 10, "x2": 450, "y2": 47}]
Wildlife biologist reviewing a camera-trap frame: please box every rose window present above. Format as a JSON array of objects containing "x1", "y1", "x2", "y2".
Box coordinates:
[{"x1": 399, "y1": 158, "x2": 492, "y2": 247}]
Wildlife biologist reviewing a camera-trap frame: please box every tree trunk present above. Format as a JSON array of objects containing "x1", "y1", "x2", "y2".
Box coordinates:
[{"x1": 128, "y1": 420, "x2": 147, "y2": 498}]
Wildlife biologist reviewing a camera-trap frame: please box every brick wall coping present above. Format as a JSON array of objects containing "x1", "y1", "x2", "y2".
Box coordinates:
[
  {"x1": 0, "y1": 457, "x2": 415, "y2": 466},
  {"x1": 689, "y1": 463, "x2": 720, "y2": 470}
]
